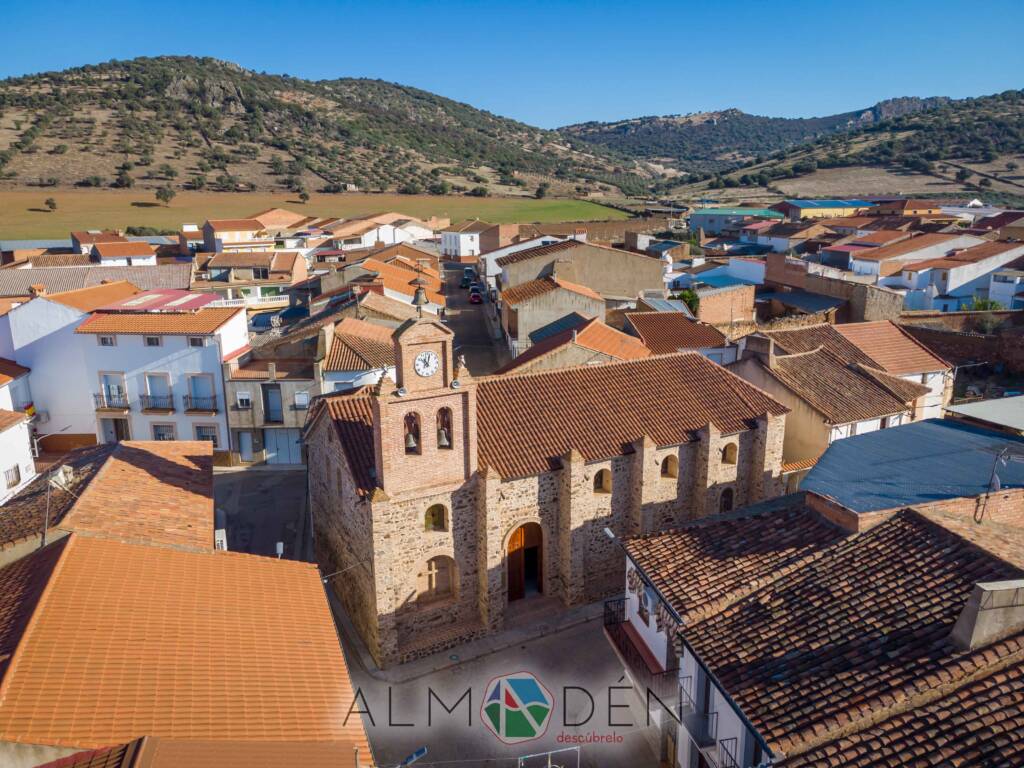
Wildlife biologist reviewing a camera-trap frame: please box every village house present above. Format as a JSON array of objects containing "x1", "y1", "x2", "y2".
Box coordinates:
[
  {"x1": 849, "y1": 232, "x2": 986, "y2": 278},
  {"x1": 0, "y1": 282, "x2": 141, "y2": 452},
  {"x1": 990, "y1": 255, "x2": 1024, "y2": 309},
  {"x1": 303, "y1": 316, "x2": 789, "y2": 667},
  {"x1": 890, "y1": 240, "x2": 1024, "y2": 310},
  {"x1": 317, "y1": 317, "x2": 397, "y2": 392},
  {"x1": 495, "y1": 239, "x2": 666, "y2": 305},
  {"x1": 202, "y1": 218, "x2": 274, "y2": 253},
  {"x1": 73, "y1": 290, "x2": 248, "y2": 451},
  {"x1": 495, "y1": 316, "x2": 650, "y2": 374},
  {"x1": 0, "y1": 264, "x2": 191, "y2": 298},
  {"x1": 872, "y1": 197, "x2": 943, "y2": 216},
  {"x1": 687, "y1": 208, "x2": 784, "y2": 236},
  {"x1": 500, "y1": 276, "x2": 605, "y2": 354},
  {"x1": 441, "y1": 220, "x2": 493, "y2": 260},
  {"x1": 70, "y1": 230, "x2": 127, "y2": 254},
  {"x1": 0, "y1": 359, "x2": 34, "y2": 504},
  {"x1": 321, "y1": 258, "x2": 446, "y2": 314},
  {"x1": 623, "y1": 311, "x2": 736, "y2": 364},
  {"x1": 0, "y1": 440, "x2": 374, "y2": 767},
  {"x1": 191, "y1": 250, "x2": 308, "y2": 308},
  {"x1": 730, "y1": 333, "x2": 926, "y2": 468},
  {"x1": 771, "y1": 198, "x2": 874, "y2": 221},
  {"x1": 477, "y1": 234, "x2": 566, "y2": 291},
  {"x1": 91, "y1": 240, "x2": 157, "y2": 267},
  {"x1": 755, "y1": 221, "x2": 832, "y2": 253},
  {"x1": 609, "y1": 418, "x2": 1024, "y2": 768}
]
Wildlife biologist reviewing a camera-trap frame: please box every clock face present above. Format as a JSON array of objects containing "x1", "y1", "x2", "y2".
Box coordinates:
[{"x1": 414, "y1": 350, "x2": 440, "y2": 378}]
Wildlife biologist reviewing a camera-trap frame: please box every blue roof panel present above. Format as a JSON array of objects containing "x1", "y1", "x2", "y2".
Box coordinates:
[{"x1": 802, "y1": 419, "x2": 1024, "y2": 513}]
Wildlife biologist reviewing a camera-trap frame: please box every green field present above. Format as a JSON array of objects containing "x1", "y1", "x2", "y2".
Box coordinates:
[{"x1": 0, "y1": 190, "x2": 630, "y2": 240}]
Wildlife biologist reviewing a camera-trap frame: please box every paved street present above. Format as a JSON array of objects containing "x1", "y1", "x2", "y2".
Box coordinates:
[
  {"x1": 214, "y1": 468, "x2": 309, "y2": 561},
  {"x1": 334, "y1": 602, "x2": 660, "y2": 768},
  {"x1": 443, "y1": 265, "x2": 508, "y2": 375}
]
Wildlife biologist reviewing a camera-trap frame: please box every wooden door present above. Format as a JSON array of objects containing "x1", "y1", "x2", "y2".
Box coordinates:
[{"x1": 507, "y1": 526, "x2": 525, "y2": 601}]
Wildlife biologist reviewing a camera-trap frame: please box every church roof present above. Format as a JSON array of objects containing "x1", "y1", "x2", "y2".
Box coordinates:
[{"x1": 310, "y1": 352, "x2": 788, "y2": 493}]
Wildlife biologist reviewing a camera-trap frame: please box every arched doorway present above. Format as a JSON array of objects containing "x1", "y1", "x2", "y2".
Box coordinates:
[{"x1": 507, "y1": 522, "x2": 543, "y2": 601}]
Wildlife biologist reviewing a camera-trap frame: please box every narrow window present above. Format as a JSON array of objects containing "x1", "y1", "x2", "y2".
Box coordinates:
[
  {"x1": 98, "y1": 335, "x2": 116, "y2": 347},
  {"x1": 144, "y1": 336, "x2": 161, "y2": 347},
  {"x1": 721, "y1": 443, "x2": 738, "y2": 465},
  {"x1": 404, "y1": 412, "x2": 422, "y2": 455},
  {"x1": 660, "y1": 455, "x2": 678, "y2": 479},
  {"x1": 188, "y1": 336, "x2": 205, "y2": 348},
  {"x1": 294, "y1": 391, "x2": 310, "y2": 410},
  {"x1": 436, "y1": 407, "x2": 453, "y2": 450},
  {"x1": 424, "y1": 504, "x2": 448, "y2": 532},
  {"x1": 4, "y1": 465, "x2": 20, "y2": 489},
  {"x1": 593, "y1": 468, "x2": 612, "y2": 494},
  {"x1": 719, "y1": 487, "x2": 734, "y2": 513}
]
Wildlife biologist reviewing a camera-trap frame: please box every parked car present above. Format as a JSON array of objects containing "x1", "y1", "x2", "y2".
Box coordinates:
[
  {"x1": 469, "y1": 290, "x2": 483, "y2": 304},
  {"x1": 468, "y1": 282, "x2": 482, "y2": 293},
  {"x1": 460, "y1": 275, "x2": 473, "y2": 288}
]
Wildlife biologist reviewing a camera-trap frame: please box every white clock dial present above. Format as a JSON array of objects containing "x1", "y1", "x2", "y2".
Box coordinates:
[{"x1": 414, "y1": 350, "x2": 440, "y2": 377}]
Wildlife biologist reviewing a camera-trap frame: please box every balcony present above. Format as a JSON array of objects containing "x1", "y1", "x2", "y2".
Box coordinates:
[
  {"x1": 184, "y1": 395, "x2": 218, "y2": 413},
  {"x1": 603, "y1": 598, "x2": 681, "y2": 707},
  {"x1": 140, "y1": 394, "x2": 174, "y2": 412},
  {"x1": 93, "y1": 393, "x2": 129, "y2": 411}
]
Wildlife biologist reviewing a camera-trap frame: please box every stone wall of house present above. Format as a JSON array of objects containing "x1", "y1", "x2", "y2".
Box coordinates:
[{"x1": 697, "y1": 285, "x2": 755, "y2": 326}]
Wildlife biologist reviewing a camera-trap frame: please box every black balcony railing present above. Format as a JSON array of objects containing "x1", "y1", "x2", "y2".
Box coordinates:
[
  {"x1": 603, "y1": 598, "x2": 681, "y2": 706},
  {"x1": 184, "y1": 395, "x2": 218, "y2": 412},
  {"x1": 140, "y1": 394, "x2": 174, "y2": 411},
  {"x1": 93, "y1": 392, "x2": 129, "y2": 410}
]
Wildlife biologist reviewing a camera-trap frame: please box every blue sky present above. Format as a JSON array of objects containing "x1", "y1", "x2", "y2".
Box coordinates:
[{"x1": 3, "y1": 0, "x2": 1022, "y2": 128}]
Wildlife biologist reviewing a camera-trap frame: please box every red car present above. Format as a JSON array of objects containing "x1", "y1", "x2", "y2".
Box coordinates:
[{"x1": 469, "y1": 291, "x2": 483, "y2": 304}]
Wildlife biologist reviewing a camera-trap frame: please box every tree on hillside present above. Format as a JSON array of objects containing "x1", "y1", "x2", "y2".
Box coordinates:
[
  {"x1": 299, "y1": 190, "x2": 310, "y2": 204},
  {"x1": 535, "y1": 182, "x2": 550, "y2": 199},
  {"x1": 468, "y1": 186, "x2": 490, "y2": 197},
  {"x1": 955, "y1": 168, "x2": 972, "y2": 183},
  {"x1": 155, "y1": 185, "x2": 176, "y2": 206},
  {"x1": 44, "y1": 197, "x2": 57, "y2": 212}
]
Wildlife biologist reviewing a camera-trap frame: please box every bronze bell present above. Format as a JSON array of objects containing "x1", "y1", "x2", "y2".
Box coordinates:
[
  {"x1": 405, "y1": 431, "x2": 418, "y2": 450},
  {"x1": 437, "y1": 428, "x2": 450, "y2": 448}
]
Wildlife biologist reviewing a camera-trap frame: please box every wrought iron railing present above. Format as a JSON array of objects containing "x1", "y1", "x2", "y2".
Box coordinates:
[
  {"x1": 718, "y1": 737, "x2": 740, "y2": 768},
  {"x1": 184, "y1": 395, "x2": 218, "y2": 412},
  {"x1": 93, "y1": 392, "x2": 129, "y2": 409},
  {"x1": 140, "y1": 394, "x2": 174, "y2": 411},
  {"x1": 603, "y1": 599, "x2": 681, "y2": 706}
]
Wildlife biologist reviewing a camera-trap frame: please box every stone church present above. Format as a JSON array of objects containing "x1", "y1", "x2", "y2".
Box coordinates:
[{"x1": 305, "y1": 317, "x2": 788, "y2": 667}]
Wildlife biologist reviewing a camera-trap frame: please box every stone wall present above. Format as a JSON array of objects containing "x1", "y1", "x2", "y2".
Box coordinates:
[{"x1": 697, "y1": 284, "x2": 755, "y2": 326}]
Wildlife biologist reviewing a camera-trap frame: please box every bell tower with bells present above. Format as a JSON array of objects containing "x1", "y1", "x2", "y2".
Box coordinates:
[{"x1": 370, "y1": 280, "x2": 478, "y2": 496}]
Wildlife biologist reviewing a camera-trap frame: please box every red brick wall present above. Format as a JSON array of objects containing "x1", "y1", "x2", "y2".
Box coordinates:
[{"x1": 698, "y1": 285, "x2": 755, "y2": 325}]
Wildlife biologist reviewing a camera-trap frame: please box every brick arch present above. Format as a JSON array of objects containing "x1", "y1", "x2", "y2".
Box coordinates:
[{"x1": 504, "y1": 519, "x2": 546, "y2": 602}]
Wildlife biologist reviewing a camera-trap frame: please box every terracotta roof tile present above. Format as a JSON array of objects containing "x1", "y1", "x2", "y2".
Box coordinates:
[
  {"x1": 75, "y1": 307, "x2": 242, "y2": 335},
  {"x1": 71, "y1": 231, "x2": 126, "y2": 245},
  {"x1": 685, "y1": 508, "x2": 1024, "y2": 755},
  {"x1": 0, "y1": 535, "x2": 371, "y2": 753},
  {"x1": 494, "y1": 239, "x2": 579, "y2": 268},
  {"x1": 495, "y1": 317, "x2": 650, "y2": 374},
  {"x1": 0, "y1": 408, "x2": 27, "y2": 433},
  {"x1": 761, "y1": 348, "x2": 922, "y2": 424},
  {"x1": 624, "y1": 312, "x2": 727, "y2": 353},
  {"x1": 850, "y1": 233, "x2": 961, "y2": 262},
  {"x1": 205, "y1": 218, "x2": 264, "y2": 232},
  {"x1": 229, "y1": 358, "x2": 314, "y2": 380},
  {"x1": 625, "y1": 495, "x2": 848, "y2": 624},
  {"x1": 46, "y1": 281, "x2": 141, "y2": 313},
  {"x1": 317, "y1": 352, "x2": 788, "y2": 492},
  {"x1": 352, "y1": 258, "x2": 444, "y2": 305},
  {"x1": 93, "y1": 242, "x2": 156, "y2": 259},
  {"x1": 324, "y1": 318, "x2": 395, "y2": 372},
  {"x1": 206, "y1": 251, "x2": 277, "y2": 269},
  {"x1": 0, "y1": 442, "x2": 213, "y2": 551},
  {"x1": 28, "y1": 253, "x2": 95, "y2": 267},
  {"x1": 501, "y1": 276, "x2": 603, "y2": 306},
  {"x1": 763, "y1": 324, "x2": 876, "y2": 364},
  {"x1": 835, "y1": 321, "x2": 949, "y2": 374},
  {"x1": 0, "y1": 358, "x2": 30, "y2": 386},
  {"x1": 444, "y1": 220, "x2": 493, "y2": 234}
]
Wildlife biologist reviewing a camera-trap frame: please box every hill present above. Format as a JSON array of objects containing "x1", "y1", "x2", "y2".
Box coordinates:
[
  {"x1": 560, "y1": 97, "x2": 949, "y2": 173},
  {"x1": 0, "y1": 56, "x2": 648, "y2": 198},
  {"x1": 660, "y1": 89, "x2": 1024, "y2": 205}
]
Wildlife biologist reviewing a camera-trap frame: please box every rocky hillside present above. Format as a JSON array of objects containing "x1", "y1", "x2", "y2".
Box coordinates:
[
  {"x1": 0, "y1": 57, "x2": 648, "y2": 197},
  {"x1": 561, "y1": 97, "x2": 950, "y2": 173}
]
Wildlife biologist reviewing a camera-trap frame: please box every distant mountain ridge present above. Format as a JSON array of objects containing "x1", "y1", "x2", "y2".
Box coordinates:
[{"x1": 560, "y1": 96, "x2": 951, "y2": 172}]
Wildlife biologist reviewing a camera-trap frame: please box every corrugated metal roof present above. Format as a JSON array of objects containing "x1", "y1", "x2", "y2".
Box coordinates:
[
  {"x1": 802, "y1": 419, "x2": 1024, "y2": 513},
  {"x1": 689, "y1": 208, "x2": 784, "y2": 218},
  {"x1": 945, "y1": 396, "x2": 1024, "y2": 432},
  {"x1": 0, "y1": 239, "x2": 72, "y2": 251}
]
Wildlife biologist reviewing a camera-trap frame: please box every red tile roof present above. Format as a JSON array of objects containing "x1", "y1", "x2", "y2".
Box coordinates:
[
  {"x1": 494, "y1": 239, "x2": 579, "y2": 268},
  {"x1": 0, "y1": 358, "x2": 30, "y2": 386},
  {"x1": 229, "y1": 358, "x2": 314, "y2": 381},
  {"x1": 0, "y1": 535, "x2": 372, "y2": 755},
  {"x1": 763, "y1": 324, "x2": 876, "y2": 364},
  {"x1": 324, "y1": 318, "x2": 396, "y2": 372},
  {"x1": 93, "y1": 242, "x2": 156, "y2": 259},
  {"x1": 495, "y1": 317, "x2": 650, "y2": 374},
  {"x1": 850, "y1": 233, "x2": 961, "y2": 262},
  {"x1": 205, "y1": 219, "x2": 264, "y2": 232},
  {"x1": 834, "y1": 320, "x2": 949, "y2": 374},
  {"x1": 75, "y1": 307, "x2": 242, "y2": 335},
  {"x1": 0, "y1": 408, "x2": 27, "y2": 433},
  {"x1": 46, "y1": 281, "x2": 141, "y2": 312},
  {"x1": 684, "y1": 508, "x2": 1024, "y2": 756},
  {"x1": 501, "y1": 276, "x2": 603, "y2": 306},
  {"x1": 315, "y1": 352, "x2": 788, "y2": 492},
  {"x1": 71, "y1": 231, "x2": 126, "y2": 246},
  {"x1": 444, "y1": 220, "x2": 493, "y2": 234},
  {"x1": 624, "y1": 311, "x2": 727, "y2": 353}
]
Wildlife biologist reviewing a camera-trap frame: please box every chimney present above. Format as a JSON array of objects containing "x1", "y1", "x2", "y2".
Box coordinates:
[
  {"x1": 572, "y1": 329, "x2": 578, "y2": 342},
  {"x1": 267, "y1": 362, "x2": 277, "y2": 381},
  {"x1": 951, "y1": 580, "x2": 1024, "y2": 650},
  {"x1": 28, "y1": 284, "x2": 47, "y2": 297},
  {"x1": 744, "y1": 334, "x2": 777, "y2": 367},
  {"x1": 573, "y1": 228, "x2": 588, "y2": 243}
]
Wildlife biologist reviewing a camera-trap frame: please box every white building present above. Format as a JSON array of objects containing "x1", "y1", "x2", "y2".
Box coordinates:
[
  {"x1": 0, "y1": 361, "x2": 35, "y2": 504},
  {"x1": 0, "y1": 282, "x2": 141, "y2": 451},
  {"x1": 890, "y1": 241, "x2": 1024, "y2": 311},
  {"x1": 318, "y1": 317, "x2": 397, "y2": 393},
  {"x1": 990, "y1": 262, "x2": 1024, "y2": 309},
  {"x1": 92, "y1": 241, "x2": 157, "y2": 267},
  {"x1": 203, "y1": 219, "x2": 274, "y2": 253},
  {"x1": 850, "y1": 233, "x2": 986, "y2": 279},
  {"x1": 441, "y1": 220, "x2": 491, "y2": 259},
  {"x1": 73, "y1": 293, "x2": 248, "y2": 448},
  {"x1": 477, "y1": 235, "x2": 565, "y2": 291}
]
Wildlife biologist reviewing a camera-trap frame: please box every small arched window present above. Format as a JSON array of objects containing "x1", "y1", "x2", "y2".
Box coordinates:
[
  {"x1": 419, "y1": 555, "x2": 455, "y2": 600},
  {"x1": 404, "y1": 412, "x2": 421, "y2": 455},
  {"x1": 436, "y1": 407, "x2": 453, "y2": 450},
  {"x1": 719, "y1": 487, "x2": 734, "y2": 513},
  {"x1": 721, "y1": 442, "x2": 738, "y2": 465},
  {"x1": 424, "y1": 504, "x2": 448, "y2": 532},
  {"x1": 593, "y1": 468, "x2": 612, "y2": 494},
  {"x1": 660, "y1": 455, "x2": 678, "y2": 479}
]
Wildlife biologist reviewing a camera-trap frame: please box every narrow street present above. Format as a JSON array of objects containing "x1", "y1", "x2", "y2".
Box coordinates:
[{"x1": 442, "y1": 264, "x2": 509, "y2": 376}]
